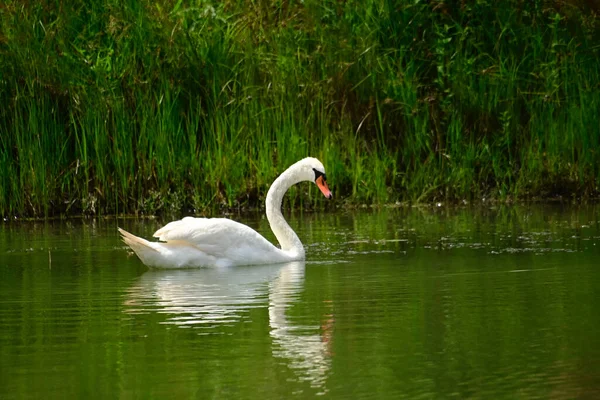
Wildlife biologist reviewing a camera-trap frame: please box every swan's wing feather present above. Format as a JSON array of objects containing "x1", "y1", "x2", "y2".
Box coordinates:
[
  {"x1": 153, "y1": 217, "x2": 279, "y2": 260},
  {"x1": 154, "y1": 217, "x2": 235, "y2": 242}
]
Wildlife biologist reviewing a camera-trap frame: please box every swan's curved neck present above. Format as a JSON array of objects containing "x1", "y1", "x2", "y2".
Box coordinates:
[{"x1": 265, "y1": 168, "x2": 305, "y2": 258}]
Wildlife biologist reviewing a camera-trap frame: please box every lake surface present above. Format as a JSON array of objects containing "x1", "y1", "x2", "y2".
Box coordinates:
[{"x1": 1, "y1": 205, "x2": 600, "y2": 399}]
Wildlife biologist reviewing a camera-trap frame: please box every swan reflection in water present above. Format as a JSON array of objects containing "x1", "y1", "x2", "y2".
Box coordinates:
[{"x1": 124, "y1": 262, "x2": 332, "y2": 391}]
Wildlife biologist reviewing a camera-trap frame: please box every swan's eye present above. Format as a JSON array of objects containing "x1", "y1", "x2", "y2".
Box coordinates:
[{"x1": 312, "y1": 168, "x2": 326, "y2": 182}]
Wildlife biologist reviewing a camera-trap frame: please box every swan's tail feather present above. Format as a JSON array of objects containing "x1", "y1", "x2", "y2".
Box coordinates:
[
  {"x1": 118, "y1": 227, "x2": 160, "y2": 264},
  {"x1": 119, "y1": 227, "x2": 215, "y2": 268}
]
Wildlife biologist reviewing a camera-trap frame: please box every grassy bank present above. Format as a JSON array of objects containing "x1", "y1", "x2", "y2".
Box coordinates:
[{"x1": 1, "y1": 0, "x2": 600, "y2": 217}]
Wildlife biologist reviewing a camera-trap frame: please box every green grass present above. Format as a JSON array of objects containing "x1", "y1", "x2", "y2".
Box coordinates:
[{"x1": 1, "y1": 0, "x2": 600, "y2": 217}]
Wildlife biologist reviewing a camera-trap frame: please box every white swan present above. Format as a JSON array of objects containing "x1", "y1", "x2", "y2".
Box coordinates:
[{"x1": 118, "y1": 157, "x2": 332, "y2": 268}]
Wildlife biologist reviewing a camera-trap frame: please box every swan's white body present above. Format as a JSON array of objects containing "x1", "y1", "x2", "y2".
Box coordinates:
[{"x1": 119, "y1": 157, "x2": 332, "y2": 268}]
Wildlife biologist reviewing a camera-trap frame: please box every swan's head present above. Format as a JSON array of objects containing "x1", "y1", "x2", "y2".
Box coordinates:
[{"x1": 294, "y1": 157, "x2": 333, "y2": 199}]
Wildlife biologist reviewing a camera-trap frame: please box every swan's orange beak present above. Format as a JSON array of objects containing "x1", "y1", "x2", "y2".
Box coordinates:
[{"x1": 316, "y1": 175, "x2": 333, "y2": 199}]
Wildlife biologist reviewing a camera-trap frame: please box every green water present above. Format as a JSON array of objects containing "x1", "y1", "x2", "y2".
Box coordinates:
[{"x1": 1, "y1": 206, "x2": 600, "y2": 399}]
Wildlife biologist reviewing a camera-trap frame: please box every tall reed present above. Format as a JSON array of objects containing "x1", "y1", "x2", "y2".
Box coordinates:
[{"x1": 1, "y1": 0, "x2": 599, "y2": 217}]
